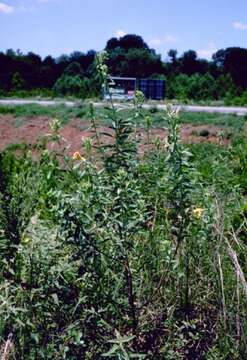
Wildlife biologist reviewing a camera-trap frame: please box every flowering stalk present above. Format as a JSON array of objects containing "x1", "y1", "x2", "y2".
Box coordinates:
[{"x1": 165, "y1": 105, "x2": 196, "y2": 306}]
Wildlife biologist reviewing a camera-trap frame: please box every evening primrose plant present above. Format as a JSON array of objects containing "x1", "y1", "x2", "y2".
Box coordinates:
[{"x1": 0, "y1": 51, "x2": 247, "y2": 359}]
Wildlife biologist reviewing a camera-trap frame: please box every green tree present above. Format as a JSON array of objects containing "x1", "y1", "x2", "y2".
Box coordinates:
[
  {"x1": 53, "y1": 62, "x2": 88, "y2": 97},
  {"x1": 64, "y1": 61, "x2": 83, "y2": 76},
  {"x1": 11, "y1": 72, "x2": 25, "y2": 90},
  {"x1": 53, "y1": 74, "x2": 88, "y2": 97},
  {"x1": 216, "y1": 73, "x2": 239, "y2": 98},
  {"x1": 187, "y1": 73, "x2": 217, "y2": 100},
  {"x1": 168, "y1": 49, "x2": 178, "y2": 64}
]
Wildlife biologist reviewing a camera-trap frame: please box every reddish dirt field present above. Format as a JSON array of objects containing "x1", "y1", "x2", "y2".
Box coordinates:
[{"x1": 0, "y1": 116, "x2": 231, "y2": 156}]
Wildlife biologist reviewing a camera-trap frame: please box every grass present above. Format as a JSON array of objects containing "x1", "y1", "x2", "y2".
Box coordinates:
[
  {"x1": 178, "y1": 111, "x2": 247, "y2": 130},
  {"x1": 0, "y1": 103, "x2": 246, "y2": 132},
  {"x1": 0, "y1": 102, "x2": 246, "y2": 359},
  {"x1": 0, "y1": 103, "x2": 87, "y2": 125}
]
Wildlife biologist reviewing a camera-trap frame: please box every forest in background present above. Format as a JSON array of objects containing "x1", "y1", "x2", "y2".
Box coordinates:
[{"x1": 1, "y1": 34, "x2": 247, "y2": 104}]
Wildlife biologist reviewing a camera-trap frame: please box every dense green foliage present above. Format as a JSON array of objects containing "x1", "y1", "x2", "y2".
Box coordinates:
[
  {"x1": 0, "y1": 55, "x2": 247, "y2": 359},
  {"x1": 0, "y1": 106, "x2": 246, "y2": 359},
  {"x1": 1, "y1": 35, "x2": 247, "y2": 103},
  {"x1": 166, "y1": 73, "x2": 240, "y2": 101}
]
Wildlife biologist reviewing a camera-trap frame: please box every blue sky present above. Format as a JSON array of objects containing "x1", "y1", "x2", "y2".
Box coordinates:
[{"x1": 0, "y1": 0, "x2": 247, "y2": 59}]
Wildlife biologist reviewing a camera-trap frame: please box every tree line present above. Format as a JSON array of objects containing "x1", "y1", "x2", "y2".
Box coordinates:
[{"x1": 0, "y1": 34, "x2": 247, "y2": 104}]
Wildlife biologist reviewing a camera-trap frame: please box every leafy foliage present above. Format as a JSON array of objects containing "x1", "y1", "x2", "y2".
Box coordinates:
[
  {"x1": 1, "y1": 38, "x2": 247, "y2": 103},
  {"x1": 0, "y1": 54, "x2": 246, "y2": 359}
]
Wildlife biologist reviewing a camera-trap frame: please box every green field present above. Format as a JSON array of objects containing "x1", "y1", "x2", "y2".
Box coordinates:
[{"x1": 0, "y1": 96, "x2": 246, "y2": 359}]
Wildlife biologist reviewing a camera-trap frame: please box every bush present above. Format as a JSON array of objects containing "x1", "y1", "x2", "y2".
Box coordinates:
[
  {"x1": 215, "y1": 74, "x2": 239, "y2": 99},
  {"x1": 167, "y1": 73, "x2": 218, "y2": 101},
  {"x1": 53, "y1": 75, "x2": 88, "y2": 98},
  {"x1": 166, "y1": 72, "x2": 244, "y2": 102},
  {"x1": 6, "y1": 88, "x2": 54, "y2": 99},
  {"x1": 225, "y1": 91, "x2": 247, "y2": 106}
]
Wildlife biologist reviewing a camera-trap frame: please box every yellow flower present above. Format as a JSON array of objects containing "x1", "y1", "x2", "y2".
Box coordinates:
[
  {"x1": 193, "y1": 208, "x2": 204, "y2": 219},
  {"x1": 72, "y1": 151, "x2": 85, "y2": 161},
  {"x1": 22, "y1": 236, "x2": 31, "y2": 244}
]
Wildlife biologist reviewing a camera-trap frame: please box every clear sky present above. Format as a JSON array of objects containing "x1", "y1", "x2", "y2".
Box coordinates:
[{"x1": 0, "y1": 0, "x2": 247, "y2": 59}]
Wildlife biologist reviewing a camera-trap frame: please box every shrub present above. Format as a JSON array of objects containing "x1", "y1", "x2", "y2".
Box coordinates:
[
  {"x1": 53, "y1": 75, "x2": 88, "y2": 98},
  {"x1": 167, "y1": 73, "x2": 219, "y2": 101},
  {"x1": 224, "y1": 91, "x2": 247, "y2": 106}
]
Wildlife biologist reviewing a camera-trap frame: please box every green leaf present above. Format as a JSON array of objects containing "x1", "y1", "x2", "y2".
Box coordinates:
[
  {"x1": 102, "y1": 344, "x2": 119, "y2": 357},
  {"x1": 51, "y1": 293, "x2": 59, "y2": 306}
]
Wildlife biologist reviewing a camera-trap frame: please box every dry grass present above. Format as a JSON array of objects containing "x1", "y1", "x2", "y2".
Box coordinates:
[{"x1": 0, "y1": 333, "x2": 14, "y2": 360}]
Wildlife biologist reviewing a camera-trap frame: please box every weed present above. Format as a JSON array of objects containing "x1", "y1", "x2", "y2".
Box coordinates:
[{"x1": 0, "y1": 53, "x2": 246, "y2": 359}]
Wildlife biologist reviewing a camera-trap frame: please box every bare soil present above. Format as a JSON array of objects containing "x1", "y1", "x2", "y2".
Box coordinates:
[{"x1": 0, "y1": 116, "x2": 231, "y2": 156}]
